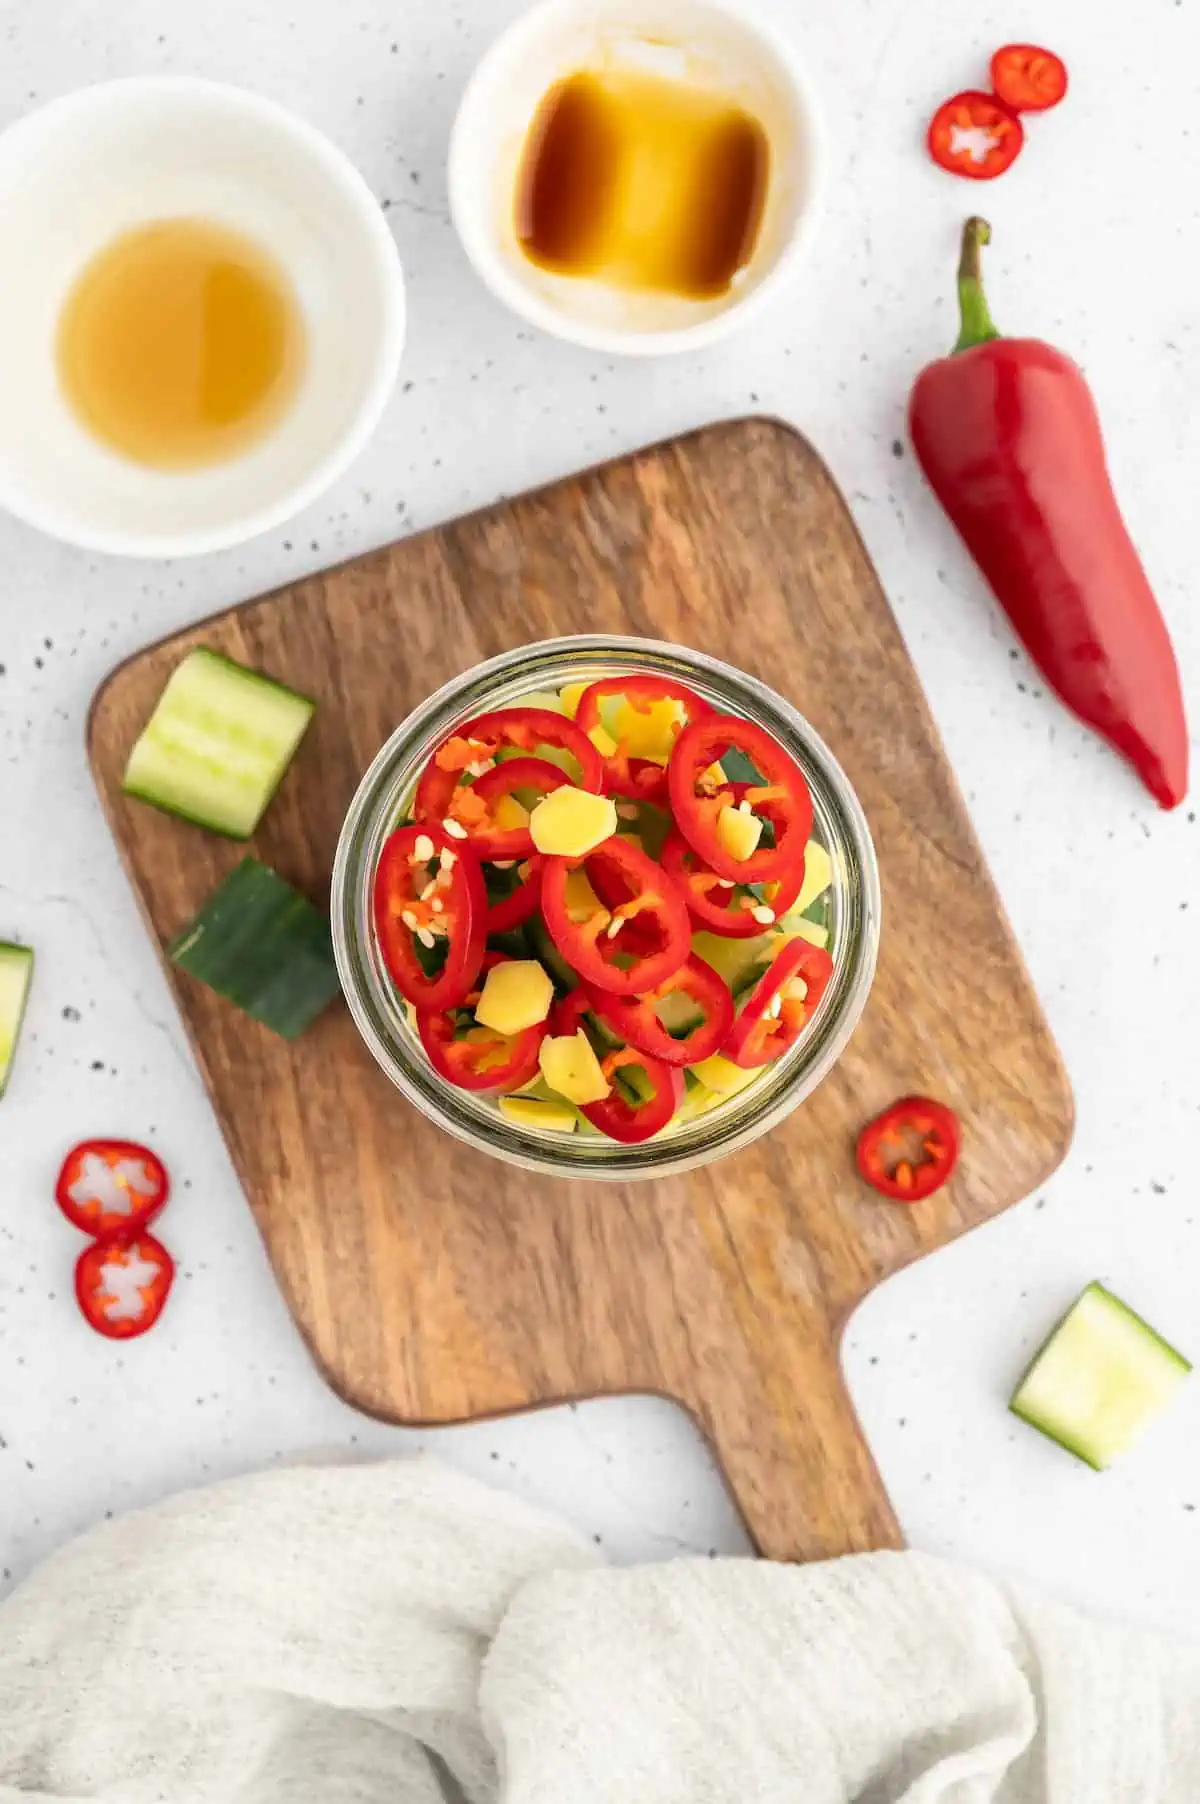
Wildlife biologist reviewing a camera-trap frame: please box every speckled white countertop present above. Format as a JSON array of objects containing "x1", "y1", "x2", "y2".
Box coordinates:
[{"x1": 2, "y1": 0, "x2": 1198, "y2": 1636}]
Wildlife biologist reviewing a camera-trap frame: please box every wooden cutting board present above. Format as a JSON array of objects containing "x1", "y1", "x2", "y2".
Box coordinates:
[{"x1": 89, "y1": 419, "x2": 1073, "y2": 1563}]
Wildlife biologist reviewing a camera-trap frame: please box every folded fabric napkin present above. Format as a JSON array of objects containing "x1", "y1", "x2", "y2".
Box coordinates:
[{"x1": 1, "y1": 1457, "x2": 1198, "y2": 1803}]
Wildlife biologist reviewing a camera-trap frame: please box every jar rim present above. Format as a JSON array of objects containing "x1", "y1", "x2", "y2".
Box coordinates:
[{"x1": 331, "y1": 634, "x2": 881, "y2": 1180}]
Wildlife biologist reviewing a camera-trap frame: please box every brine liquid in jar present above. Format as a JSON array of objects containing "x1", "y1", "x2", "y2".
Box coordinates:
[
  {"x1": 515, "y1": 68, "x2": 769, "y2": 299},
  {"x1": 57, "y1": 217, "x2": 306, "y2": 470}
]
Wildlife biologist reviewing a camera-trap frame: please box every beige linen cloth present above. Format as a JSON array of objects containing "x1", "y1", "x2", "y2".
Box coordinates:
[{"x1": 1, "y1": 1458, "x2": 1198, "y2": 1803}]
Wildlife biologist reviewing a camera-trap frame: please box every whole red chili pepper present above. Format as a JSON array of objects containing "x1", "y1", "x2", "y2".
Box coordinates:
[{"x1": 909, "y1": 218, "x2": 1189, "y2": 810}]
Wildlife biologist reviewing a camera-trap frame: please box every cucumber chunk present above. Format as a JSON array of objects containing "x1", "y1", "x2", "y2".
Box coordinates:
[
  {"x1": 654, "y1": 987, "x2": 707, "y2": 1038},
  {"x1": 123, "y1": 648, "x2": 315, "y2": 839},
  {"x1": 169, "y1": 859, "x2": 340, "y2": 1041},
  {"x1": 775, "y1": 913, "x2": 830, "y2": 951},
  {"x1": 526, "y1": 913, "x2": 579, "y2": 993},
  {"x1": 1011, "y1": 1281, "x2": 1191, "y2": 1470},
  {"x1": 0, "y1": 943, "x2": 34, "y2": 1097}
]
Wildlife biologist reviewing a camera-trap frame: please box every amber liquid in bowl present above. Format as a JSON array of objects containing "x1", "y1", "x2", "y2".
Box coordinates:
[
  {"x1": 515, "y1": 68, "x2": 769, "y2": 299},
  {"x1": 57, "y1": 217, "x2": 306, "y2": 470}
]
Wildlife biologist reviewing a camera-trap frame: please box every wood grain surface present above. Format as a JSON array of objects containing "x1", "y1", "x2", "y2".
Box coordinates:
[{"x1": 88, "y1": 419, "x2": 1074, "y2": 1563}]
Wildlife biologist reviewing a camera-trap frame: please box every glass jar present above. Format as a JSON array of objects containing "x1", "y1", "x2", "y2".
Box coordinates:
[{"x1": 331, "y1": 635, "x2": 880, "y2": 1179}]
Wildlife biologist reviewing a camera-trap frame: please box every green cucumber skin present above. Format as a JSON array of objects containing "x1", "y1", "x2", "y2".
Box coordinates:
[
  {"x1": 0, "y1": 943, "x2": 35, "y2": 1099},
  {"x1": 717, "y1": 747, "x2": 765, "y2": 787},
  {"x1": 123, "y1": 649, "x2": 315, "y2": 841},
  {"x1": 526, "y1": 915, "x2": 579, "y2": 994},
  {"x1": 486, "y1": 927, "x2": 535, "y2": 962},
  {"x1": 169, "y1": 860, "x2": 340, "y2": 1042}
]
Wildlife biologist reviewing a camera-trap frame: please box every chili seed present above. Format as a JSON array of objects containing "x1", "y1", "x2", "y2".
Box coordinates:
[
  {"x1": 401, "y1": 910, "x2": 420, "y2": 930},
  {"x1": 416, "y1": 928, "x2": 436, "y2": 949},
  {"x1": 439, "y1": 848, "x2": 458, "y2": 870},
  {"x1": 442, "y1": 818, "x2": 469, "y2": 840},
  {"x1": 431, "y1": 899, "x2": 445, "y2": 914},
  {"x1": 751, "y1": 905, "x2": 775, "y2": 924},
  {"x1": 414, "y1": 833, "x2": 434, "y2": 862}
]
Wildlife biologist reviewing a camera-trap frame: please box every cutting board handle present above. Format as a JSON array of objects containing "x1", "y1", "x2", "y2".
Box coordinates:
[{"x1": 686, "y1": 1328, "x2": 902, "y2": 1563}]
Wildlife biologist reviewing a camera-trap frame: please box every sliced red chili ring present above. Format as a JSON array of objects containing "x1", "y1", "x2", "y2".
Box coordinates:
[
  {"x1": 668, "y1": 714, "x2": 812, "y2": 887},
  {"x1": 989, "y1": 44, "x2": 1068, "y2": 114},
  {"x1": 75, "y1": 1232, "x2": 175, "y2": 1340},
  {"x1": 585, "y1": 842, "x2": 660, "y2": 954},
  {"x1": 484, "y1": 855, "x2": 543, "y2": 934},
  {"x1": 552, "y1": 995, "x2": 684, "y2": 1143},
  {"x1": 449, "y1": 756, "x2": 568, "y2": 859},
  {"x1": 373, "y1": 823, "x2": 487, "y2": 1012},
  {"x1": 856, "y1": 1096, "x2": 960, "y2": 1202},
  {"x1": 583, "y1": 953, "x2": 733, "y2": 1067},
  {"x1": 574, "y1": 675, "x2": 710, "y2": 801},
  {"x1": 550, "y1": 992, "x2": 677, "y2": 1141},
  {"x1": 54, "y1": 1139, "x2": 169, "y2": 1237},
  {"x1": 541, "y1": 836, "x2": 690, "y2": 997},
  {"x1": 552, "y1": 987, "x2": 602, "y2": 1039},
  {"x1": 417, "y1": 956, "x2": 546, "y2": 1093},
  {"x1": 723, "y1": 938, "x2": 834, "y2": 1069},
  {"x1": 660, "y1": 827, "x2": 805, "y2": 939},
  {"x1": 414, "y1": 707, "x2": 604, "y2": 823},
  {"x1": 927, "y1": 91, "x2": 1024, "y2": 181}
]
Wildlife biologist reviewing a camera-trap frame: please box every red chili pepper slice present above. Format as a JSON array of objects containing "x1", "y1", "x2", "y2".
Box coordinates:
[
  {"x1": 723, "y1": 938, "x2": 834, "y2": 1069},
  {"x1": 417, "y1": 957, "x2": 546, "y2": 1093},
  {"x1": 583, "y1": 847, "x2": 660, "y2": 955},
  {"x1": 574, "y1": 676, "x2": 710, "y2": 801},
  {"x1": 583, "y1": 953, "x2": 733, "y2": 1067},
  {"x1": 54, "y1": 1139, "x2": 169, "y2": 1237},
  {"x1": 668, "y1": 715, "x2": 812, "y2": 887},
  {"x1": 414, "y1": 708, "x2": 604, "y2": 823},
  {"x1": 75, "y1": 1232, "x2": 175, "y2": 1340},
  {"x1": 552, "y1": 995, "x2": 683, "y2": 1142},
  {"x1": 445, "y1": 756, "x2": 569, "y2": 859},
  {"x1": 541, "y1": 836, "x2": 690, "y2": 996},
  {"x1": 484, "y1": 855, "x2": 544, "y2": 934},
  {"x1": 990, "y1": 44, "x2": 1068, "y2": 114},
  {"x1": 585, "y1": 1046, "x2": 684, "y2": 1142},
  {"x1": 373, "y1": 823, "x2": 487, "y2": 1012},
  {"x1": 660, "y1": 826, "x2": 805, "y2": 939},
  {"x1": 856, "y1": 1096, "x2": 960, "y2": 1203},
  {"x1": 927, "y1": 91, "x2": 1024, "y2": 181}
]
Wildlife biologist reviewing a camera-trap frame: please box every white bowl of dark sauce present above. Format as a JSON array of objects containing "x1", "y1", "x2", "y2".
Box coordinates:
[
  {"x1": 0, "y1": 79, "x2": 405, "y2": 557},
  {"x1": 448, "y1": 0, "x2": 825, "y2": 356}
]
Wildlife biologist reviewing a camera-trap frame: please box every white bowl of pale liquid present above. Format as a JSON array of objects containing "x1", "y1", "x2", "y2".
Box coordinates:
[
  {"x1": 0, "y1": 78, "x2": 406, "y2": 558},
  {"x1": 448, "y1": 0, "x2": 826, "y2": 357}
]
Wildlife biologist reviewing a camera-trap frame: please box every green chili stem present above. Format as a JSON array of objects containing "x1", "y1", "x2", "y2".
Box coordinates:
[{"x1": 953, "y1": 217, "x2": 1001, "y2": 353}]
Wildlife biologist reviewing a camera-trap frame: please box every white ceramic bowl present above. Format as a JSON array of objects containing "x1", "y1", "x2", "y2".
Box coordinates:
[
  {"x1": 448, "y1": 0, "x2": 825, "y2": 357},
  {"x1": 0, "y1": 78, "x2": 406, "y2": 558}
]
